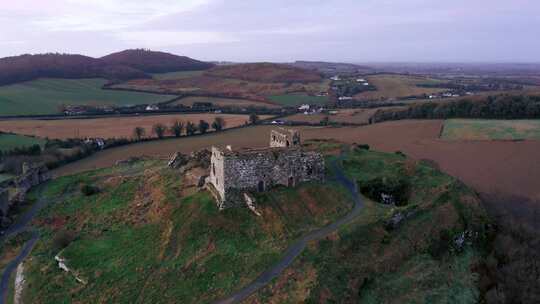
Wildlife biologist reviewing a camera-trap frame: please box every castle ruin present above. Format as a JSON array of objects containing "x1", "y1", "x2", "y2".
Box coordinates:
[{"x1": 207, "y1": 128, "x2": 324, "y2": 209}]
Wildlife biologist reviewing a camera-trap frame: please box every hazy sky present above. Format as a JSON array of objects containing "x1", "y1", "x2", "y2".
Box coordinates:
[{"x1": 1, "y1": 0, "x2": 539, "y2": 62}]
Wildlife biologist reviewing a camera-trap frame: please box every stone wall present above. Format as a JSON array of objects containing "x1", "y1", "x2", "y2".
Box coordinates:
[
  {"x1": 270, "y1": 128, "x2": 301, "y2": 148},
  {"x1": 210, "y1": 147, "x2": 325, "y2": 208}
]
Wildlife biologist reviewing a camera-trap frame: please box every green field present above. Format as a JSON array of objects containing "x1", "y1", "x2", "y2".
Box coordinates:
[
  {"x1": 0, "y1": 133, "x2": 46, "y2": 152},
  {"x1": 269, "y1": 93, "x2": 329, "y2": 106},
  {"x1": 0, "y1": 78, "x2": 176, "y2": 116},
  {"x1": 151, "y1": 70, "x2": 205, "y2": 80},
  {"x1": 442, "y1": 119, "x2": 540, "y2": 140}
]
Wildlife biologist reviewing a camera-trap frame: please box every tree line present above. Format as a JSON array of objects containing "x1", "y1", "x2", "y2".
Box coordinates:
[
  {"x1": 132, "y1": 114, "x2": 259, "y2": 141},
  {"x1": 371, "y1": 94, "x2": 540, "y2": 123}
]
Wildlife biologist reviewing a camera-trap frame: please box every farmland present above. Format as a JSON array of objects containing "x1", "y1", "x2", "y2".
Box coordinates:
[
  {"x1": 441, "y1": 119, "x2": 540, "y2": 141},
  {"x1": 285, "y1": 107, "x2": 406, "y2": 125},
  {"x1": 51, "y1": 121, "x2": 540, "y2": 207},
  {"x1": 0, "y1": 114, "x2": 271, "y2": 140},
  {"x1": 151, "y1": 70, "x2": 205, "y2": 80},
  {"x1": 0, "y1": 133, "x2": 46, "y2": 152},
  {"x1": 170, "y1": 96, "x2": 280, "y2": 108},
  {"x1": 0, "y1": 78, "x2": 176, "y2": 116},
  {"x1": 115, "y1": 63, "x2": 330, "y2": 105},
  {"x1": 354, "y1": 74, "x2": 447, "y2": 101},
  {"x1": 268, "y1": 93, "x2": 329, "y2": 106}
]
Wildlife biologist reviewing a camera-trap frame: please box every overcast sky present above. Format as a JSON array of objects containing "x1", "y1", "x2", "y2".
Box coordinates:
[{"x1": 1, "y1": 0, "x2": 539, "y2": 62}]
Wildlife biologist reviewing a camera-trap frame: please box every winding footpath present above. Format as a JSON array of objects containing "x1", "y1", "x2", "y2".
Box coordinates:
[
  {"x1": 215, "y1": 158, "x2": 364, "y2": 304},
  {"x1": 0, "y1": 191, "x2": 55, "y2": 304}
]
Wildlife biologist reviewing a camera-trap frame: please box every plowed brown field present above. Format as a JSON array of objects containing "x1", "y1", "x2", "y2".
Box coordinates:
[
  {"x1": 52, "y1": 120, "x2": 540, "y2": 205},
  {"x1": 0, "y1": 114, "x2": 272, "y2": 139}
]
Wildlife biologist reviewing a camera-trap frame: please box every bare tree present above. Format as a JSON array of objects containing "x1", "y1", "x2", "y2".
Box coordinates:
[
  {"x1": 152, "y1": 123, "x2": 167, "y2": 139},
  {"x1": 170, "y1": 120, "x2": 184, "y2": 137},
  {"x1": 212, "y1": 116, "x2": 226, "y2": 131},
  {"x1": 133, "y1": 126, "x2": 146, "y2": 141}
]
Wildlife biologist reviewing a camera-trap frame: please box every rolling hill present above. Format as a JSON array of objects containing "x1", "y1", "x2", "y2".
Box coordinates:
[
  {"x1": 101, "y1": 49, "x2": 214, "y2": 73},
  {"x1": 204, "y1": 62, "x2": 323, "y2": 83},
  {"x1": 0, "y1": 50, "x2": 214, "y2": 86}
]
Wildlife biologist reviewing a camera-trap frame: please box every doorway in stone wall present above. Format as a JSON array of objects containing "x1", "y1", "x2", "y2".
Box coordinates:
[
  {"x1": 258, "y1": 180, "x2": 265, "y2": 192},
  {"x1": 288, "y1": 176, "x2": 295, "y2": 187}
]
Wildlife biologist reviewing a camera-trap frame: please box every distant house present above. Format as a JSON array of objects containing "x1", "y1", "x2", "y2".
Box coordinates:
[
  {"x1": 338, "y1": 96, "x2": 353, "y2": 101},
  {"x1": 145, "y1": 105, "x2": 159, "y2": 111},
  {"x1": 356, "y1": 78, "x2": 366, "y2": 82},
  {"x1": 330, "y1": 75, "x2": 341, "y2": 81},
  {"x1": 363, "y1": 82, "x2": 370, "y2": 86},
  {"x1": 298, "y1": 104, "x2": 310, "y2": 111}
]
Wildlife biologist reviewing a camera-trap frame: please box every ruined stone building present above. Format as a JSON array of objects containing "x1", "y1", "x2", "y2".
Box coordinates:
[
  {"x1": 270, "y1": 128, "x2": 301, "y2": 148},
  {"x1": 207, "y1": 128, "x2": 324, "y2": 209},
  {"x1": 0, "y1": 162, "x2": 50, "y2": 227}
]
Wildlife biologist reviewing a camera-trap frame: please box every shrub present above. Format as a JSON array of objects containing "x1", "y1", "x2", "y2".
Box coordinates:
[
  {"x1": 356, "y1": 144, "x2": 370, "y2": 151},
  {"x1": 359, "y1": 177, "x2": 410, "y2": 206},
  {"x1": 53, "y1": 230, "x2": 76, "y2": 250},
  {"x1": 81, "y1": 184, "x2": 99, "y2": 196}
]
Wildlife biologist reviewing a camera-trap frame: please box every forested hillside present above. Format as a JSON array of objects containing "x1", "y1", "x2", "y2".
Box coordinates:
[{"x1": 0, "y1": 50, "x2": 213, "y2": 86}]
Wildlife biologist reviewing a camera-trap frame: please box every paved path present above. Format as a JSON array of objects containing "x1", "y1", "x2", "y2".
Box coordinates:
[
  {"x1": 0, "y1": 189, "x2": 58, "y2": 304},
  {"x1": 215, "y1": 158, "x2": 364, "y2": 304}
]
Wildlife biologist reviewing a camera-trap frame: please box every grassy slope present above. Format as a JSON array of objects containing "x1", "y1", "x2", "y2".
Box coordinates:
[
  {"x1": 250, "y1": 149, "x2": 490, "y2": 303},
  {"x1": 269, "y1": 94, "x2": 329, "y2": 106},
  {"x1": 442, "y1": 119, "x2": 540, "y2": 140},
  {"x1": 0, "y1": 78, "x2": 176, "y2": 116},
  {"x1": 0, "y1": 133, "x2": 46, "y2": 152},
  {"x1": 20, "y1": 159, "x2": 352, "y2": 304}
]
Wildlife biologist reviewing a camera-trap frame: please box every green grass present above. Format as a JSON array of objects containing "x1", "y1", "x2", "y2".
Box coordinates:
[
  {"x1": 0, "y1": 173, "x2": 15, "y2": 183},
  {"x1": 0, "y1": 78, "x2": 176, "y2": 116},
  {"x1": 442, "y1": 119, "x2": 540, "y2": 140},
  {"x1": 0, "y1": 133, "x2": 46, "y2": 152},
  {"x1": 269, "y1": 93, "x2": 329, "y2": 106},
  {"x1": 21, "y1": 159, "x2": 352, "y2": 303},
  {"x1": 252, "y1": 148, "x2": 489, "y2": 303},
  {"x1": 151, "y1": 70, "x2": 205, "y2": 80}
]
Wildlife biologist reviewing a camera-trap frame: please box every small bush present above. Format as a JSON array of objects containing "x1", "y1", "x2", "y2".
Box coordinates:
[
  {"x1": 81, "y1": 184, "x2": 99, "y2": 196},
  {"x1": 356, "y1": 144, "x2": 370, "y2": 151},
  {"x1": 53, "y1": 230, "x2": 76, "y2": 250},
  {"x1": 359, "y1": 177, "x2": 410, "y2": 206},
  {"x1": 395, "y1": 151, "x2": 406, "y2": 157}
]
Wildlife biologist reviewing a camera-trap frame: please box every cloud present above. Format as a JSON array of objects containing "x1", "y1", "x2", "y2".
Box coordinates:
[{"x1": 116, "y1": 30, "x2": 237, "y2": 47}]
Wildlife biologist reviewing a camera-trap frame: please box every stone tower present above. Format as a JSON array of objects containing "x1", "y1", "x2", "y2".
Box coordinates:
[{"x1": 270, "y1": 128, "x2": 301, "y2": 148}]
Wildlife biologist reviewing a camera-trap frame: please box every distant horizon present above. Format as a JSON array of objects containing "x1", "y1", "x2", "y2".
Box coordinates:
[
  {"x1": 4, "y1": 50, "x2": 540, "y2": 66},
  {"x1": 2, "y1": 0, "x2": 539, "y2": 63}
]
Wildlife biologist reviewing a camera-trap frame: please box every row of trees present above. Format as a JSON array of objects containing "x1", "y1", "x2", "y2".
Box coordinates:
[
  {"x1": 371, "y1": 94, "x2": 540, "y2": 122},
  {"x1": 132, "y1": 117, "x2": 227, "y2": 140}
]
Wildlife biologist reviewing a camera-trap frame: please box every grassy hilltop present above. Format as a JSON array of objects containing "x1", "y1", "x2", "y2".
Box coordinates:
[{"x1": 2, "y1": 142, "x2": 491, "y2": 303}]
